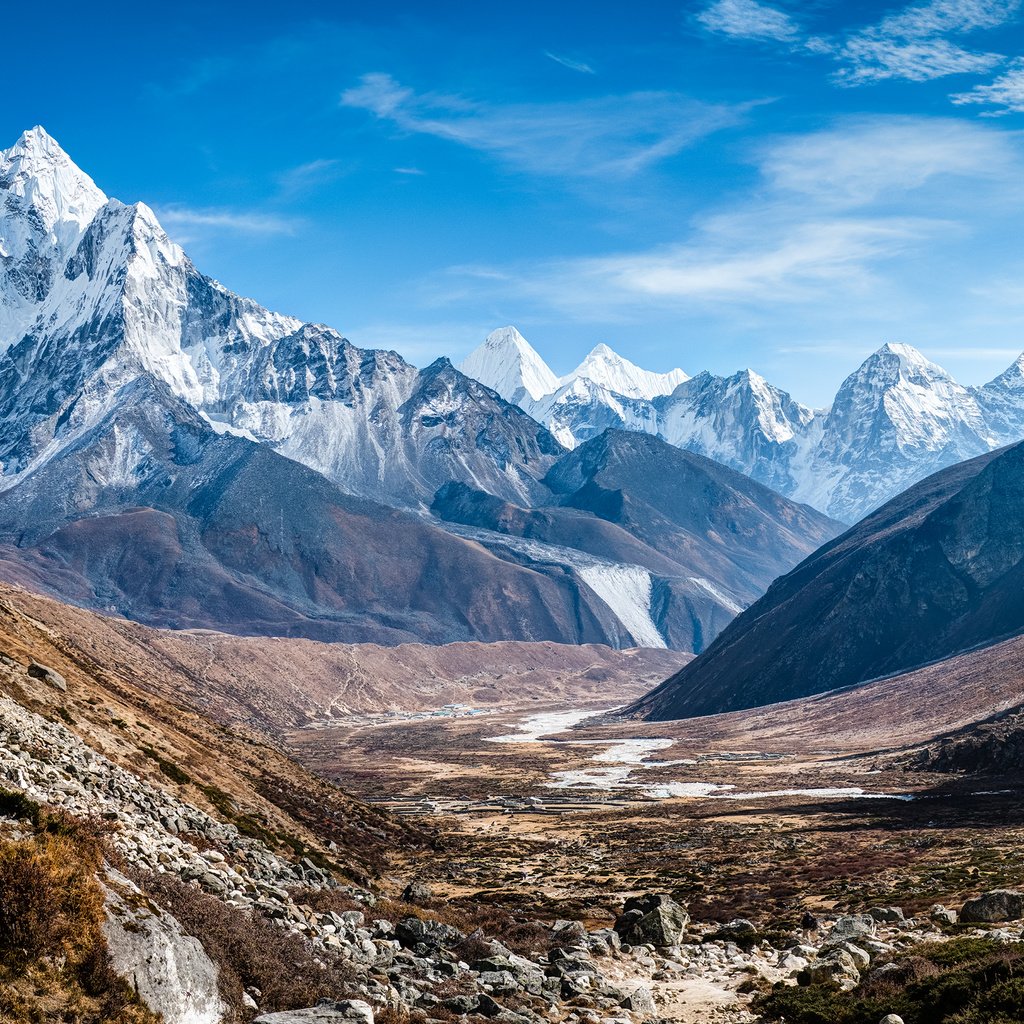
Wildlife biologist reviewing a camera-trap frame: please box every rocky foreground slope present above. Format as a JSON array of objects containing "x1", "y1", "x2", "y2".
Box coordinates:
[{"x1": 3, "y1": 581, "x2": 1024, "y2": 1024}]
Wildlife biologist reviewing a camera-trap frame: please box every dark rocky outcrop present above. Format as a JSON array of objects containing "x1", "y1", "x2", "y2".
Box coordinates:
[
  {"x1": 613, "y1": 893, "x2": 690, "y2": 947},
  {"x1": 631, "y1": 442, "x2": 1024, "y2": 719}
]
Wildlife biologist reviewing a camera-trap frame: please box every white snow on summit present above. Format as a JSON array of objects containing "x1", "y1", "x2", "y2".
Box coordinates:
[
  {"x1": 0, "y1": 127, "x2": 109, "y2": 350},
  {"x1": 459, "y1": 326, "x2": 560, "y2": 404},
  {"x1": 564, "y1": 343, "x2": 688, "y2": 400},
  {"x1": 7, "y1": 127, "x2": 1024, "y2": 528}
]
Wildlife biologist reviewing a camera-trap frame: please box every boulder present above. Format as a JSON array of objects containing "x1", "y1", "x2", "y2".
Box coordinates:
[
  {"x1": 395, "y1": 916, "x2": 463, "y2": 951},
  {"x1": 618, "y1": 985, "x2": 656, "y2": 1014},
  {"x1": 930, "y1": 904, "x2": 958, "y2": 926},
  {"x1": 715, "y1": 919, "x2": 758, "y2": 940},
  {"x1": 801, "y1": 949, "x2": 861, "y2": 991},
  {"x1": 255, "y1": 1001, "x2": 374, "y2": 1024},
  {"x1": 614, "y1": 894, "x2": 689, "y2": 948},
  {"x1": 837, "y1": 943, "x2": 871, "y2": 970},
  {"x1": 401, "y1": 879, "x2": 433, "y2": 904},
  {"x1": 551, "y1": 919, "x2": 588, "y2": 945},
  {"x1": 27, "y1": 661, "x2": 67, "y2": 692},
  {"x1": 103, "y1": 871, "x2": 225, "y2": 1024},
  {"x1": 960, "y1": 890, "x2": 1024, "y2": 923},
  {"x1": 879, "y1": 1016, "x2": 905, "y2": 1024},
  {"x1": 868, "y1": 907, "x2": 905, "y2": 924},
  {"x1": 825, "y1": 914, "x2": 876, "y2": 944}
]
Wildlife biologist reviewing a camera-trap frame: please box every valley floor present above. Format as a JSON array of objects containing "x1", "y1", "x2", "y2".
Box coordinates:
[
  {"x1": 285, "y1": 667, "x2": 1024, "y2": 1020},
  {"x1": 3, "y1": 579, "x2": 1024, "y2": 1022}
]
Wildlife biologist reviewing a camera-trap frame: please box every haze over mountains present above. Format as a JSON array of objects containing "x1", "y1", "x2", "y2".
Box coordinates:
[
  {"x1": 463, "y1": 327, "x2": 1024, "y2": 523},
  {"x1": 0, "y1": 127, "x2": 838, "y2": 651}
]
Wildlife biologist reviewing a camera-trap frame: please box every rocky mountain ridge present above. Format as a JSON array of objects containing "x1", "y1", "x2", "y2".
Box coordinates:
[
  {"x1": 629, "y1": 438, "x2": 1024, "y2": 720},
  {"x1": 463, "y1": 330, "x2": 1024, "y2": 523}
]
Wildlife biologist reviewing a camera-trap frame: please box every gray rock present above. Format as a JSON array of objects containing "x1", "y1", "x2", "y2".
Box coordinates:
[
  {"x1": 868, "y1": 907, "x2": 905, "y2": 924},
  {"x1": 394, "y1": 916, "x2": 463, "y2": 950},
  {"x1": 478, "y1": 970, "x2": 519, "y2": 994},
  {"x1": 802, "y1": 949, "x2": 861, "y2": 991},
  {"x1": 618, "y1": 985, "x2": 656, "y2": 1014},
  {"x1": 614, "y1": 894, "x2": 689, "y2": 948},
  {"x1": 879, "y1": 1015, "x2": 905, "y2": 1024},
  {"x1": 589, "y1": 927, "x2": 621, "y2": 952},
  {"x1": 930, "y1": 904, "x2": 958, "y2": 926},
  {"x1": 443, "y1": 995, "x2": 479, "y2": 1014},
  {"x1": 255, "y1": 1001, "x2": 374, "y2": 1024},
  {"x1": 960, "y1": 890, "x2": 1024, "y2": 923},
  {"x1": 552, "y1": 919, "x2": 588, "y2": 945},
  {"x1": 103, "y1": 871, "x2": 225, "y2": 1024},
  {"x1": 27, "y1": 661, "x2": 67, "y2": 692},
  {"x1": 401, "y1": 879, "x2": 434, "y2": 904},
  {"x1": 826, "y1": 914, "x2": 876, "y2": 943},
  {"x1": 716, "y1": 918, "x2": 758, "y2": 940},
  {"x1": 838, "y1": 943, "x2": 871, "y2": 970}
]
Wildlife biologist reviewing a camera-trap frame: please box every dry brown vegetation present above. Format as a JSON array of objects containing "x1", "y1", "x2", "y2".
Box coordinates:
[
  {"x1": 129, "y1": 870, "x2": 359, "y2": 1021},
  {"x1": 0, "y1": 804, "x2": 157, "y2": 1024}
]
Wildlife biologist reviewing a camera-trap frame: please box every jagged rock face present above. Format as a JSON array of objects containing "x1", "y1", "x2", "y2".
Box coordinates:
[
  {"x1": 0, "y1": 127, "x2": 854, "y2": 652},
  {"x1": 0, "y1": 376, "x2": 615, "y2": 645},
  {"x1": 544, "y1": 431, "x2": 840, "y2": 608},
  {"x1": 0, "y1": 126, "x2": 107, "y2": 348},
  {"x1": 530, "y1": 377, "x2": 660, "y2": 450},
  {"x1": 656, "y1": 369, "x2": 819, "y2": 500},
  {"x1": 464, "y1": 327, "x2": 1024, "y2": 524},
  {"x1": 432, "y1": 431, "x2": 842, "y2": 653},
  {"x1": 0, "y1": 130, "x2": 560, "y2": 510},
  {"x1": 801, "y1": 344, "x2": 995, "y2": 523},
  {"x1": 630, "y1": 440, "x2": 1024, "y2": 720}
]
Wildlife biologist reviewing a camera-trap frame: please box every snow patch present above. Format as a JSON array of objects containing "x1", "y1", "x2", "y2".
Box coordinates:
[{"x1": 576, "y1": 564, "x2": 666, "y2": 649}]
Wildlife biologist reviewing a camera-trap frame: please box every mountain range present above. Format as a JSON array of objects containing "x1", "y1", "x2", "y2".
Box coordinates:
[
  {"x1": 0, "y1": 127, "x2": 838, "y2": 651},
  {"x1": 462, "y1": 327, "x2": 1024, "y2": 523}
]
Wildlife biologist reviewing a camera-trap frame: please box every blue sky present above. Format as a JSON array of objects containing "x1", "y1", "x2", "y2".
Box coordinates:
[{"x1": 5, "y1": 0, "x2": 1024, "y2": 404}]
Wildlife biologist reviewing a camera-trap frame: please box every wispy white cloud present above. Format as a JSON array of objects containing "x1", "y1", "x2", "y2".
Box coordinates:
[
  {"x1": 394, "y1": 166, "x2": 426, "y2": 175},
  {"x1": 834, "y1": 36, "x2": 1003, "y2": 84},
  {"x1": 696, "y1": 0, "x2": 1022, "y2": 90},
  {"x1": 544, "y1": 51, "x2": 596, "y2": 74},
  {"x1": 830, "y1": 0, "x2": 1018, "y2": 86},
  {"x1": 433, "y1": 115, "x2": 1024, "y2": 318},
  {"x1": 276, "y1": 158, "x2": 345, "y2": 197},
  {"x1": 155, "y1": 205, "x2": 300, "y2": 241},
  {"x1": 466, "y1": 216, "x2": 934, "y2": 316},
  {"x1": 757, "y1": 116, "x2": 1021, "y2": 204},
  {"x1": 340, "y1": 72, "x2": 742, "y2": 179},
  {"x1": 697, "y1": 0, "x2": 801, "y2": 43},
  {"x1": 952, "y1": 56, "x2": 1024, "y2": 110}
]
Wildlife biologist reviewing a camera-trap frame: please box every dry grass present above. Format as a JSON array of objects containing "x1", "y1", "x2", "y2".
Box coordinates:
[{"x1": 0, "y1": 808, "x2": 157, "y2": 1024}]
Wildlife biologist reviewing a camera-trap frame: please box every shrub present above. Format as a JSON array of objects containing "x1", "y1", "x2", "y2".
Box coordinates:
[
  {"x1": 755, "y1": 937, "x2": 1024, "y2": 1024},
  {"x1": 0, "y1": 835, "x2": 103, "y2": 965},
  {"x1": 0, "y1": 786, "x2": 41, "y2": 823},
  {"x1": 130, "y1": 870, "x2": 359, "y2": 1021}
]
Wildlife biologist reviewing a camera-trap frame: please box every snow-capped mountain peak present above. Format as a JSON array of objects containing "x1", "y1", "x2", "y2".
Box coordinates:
[
  {"x1": 0, "y1": 127, "x2": 106, "y2": 249},
  {"x1": 564, "y1": 343, "x2": 688, "y2": 400},
  {"x1": 1, "y1": 127, "x2": 111, "y2": 350},
  {"x1": 984, "y1": 351, "x2": 1024, "y2": 393},
  {"x1": 459, "y1": 325, "x2": 560, "y2": 404}
]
